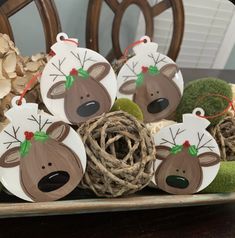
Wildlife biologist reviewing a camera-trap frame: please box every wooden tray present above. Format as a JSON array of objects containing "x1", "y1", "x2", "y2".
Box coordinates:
[{"x1": 0, "y1": 188, "x2": 235, "y2": 218}]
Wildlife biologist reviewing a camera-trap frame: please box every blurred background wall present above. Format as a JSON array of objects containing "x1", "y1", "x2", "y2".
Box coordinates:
[{"x1": 8, "y1": 0, "x2": 235, "y2": 69}]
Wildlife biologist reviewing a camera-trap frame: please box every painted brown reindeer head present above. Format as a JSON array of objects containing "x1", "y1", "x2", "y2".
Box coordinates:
[
  {"x1": 155, "y1": 129, "x2": 220, "y2": 194},
  {"x1": 0, "y1": 116, "x2": 83, "y2": 202},
  {"x1": 47, "y1": 51, "x2": 111, "y2": 124},
  {"x1": 119, "y1": 53, "x2": 181, "y2": 123}
]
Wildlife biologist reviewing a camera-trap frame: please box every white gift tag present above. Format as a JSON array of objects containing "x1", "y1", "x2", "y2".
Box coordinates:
[
  {"x1": 152, "y1": 108, "x2": 220, "y2": 194},
  {"x1": 40, "y1": 33, "x2": 117, "y2": 124},
  {"x1": 0, "y1": 97, "x2": 86, "y2": 202},
  {"x1": 117, "y1": 36, "x2": 184, "y2": 123}
]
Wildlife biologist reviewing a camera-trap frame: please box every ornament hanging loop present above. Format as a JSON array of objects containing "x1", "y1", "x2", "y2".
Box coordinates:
[
  {"x1": 194, "y1": 94, "x2": 235, "y2": 119},
  {"x1": 122, "y1": 36, "x2": 150, "y2": 59},
  {"x1": 17, "y1": 72, "x2": 42, "y2": 106}
]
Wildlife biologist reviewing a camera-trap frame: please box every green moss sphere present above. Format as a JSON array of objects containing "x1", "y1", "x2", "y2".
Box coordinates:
[
  {"x1": 201, "y1": 161, "x2": 235, "y2": 193},
  {"x1": 111, "y1": 98, "x2": 144, "y2": 121},
  {"x1": 176, "y1": 78, "x2": 232, "y2": 126}
]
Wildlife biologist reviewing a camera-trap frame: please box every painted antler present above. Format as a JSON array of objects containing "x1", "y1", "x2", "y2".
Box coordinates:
[
  {"x1": 71, "y1": 50, "x2": 96, "y2": 69},
  {"x1": 49, "y1": 57, "x2": 67, "y2": 81},
  {"x1": 160, "y1": 127, "x2": 185, "y2": 146},
  {"x1": 3, "y1": 126, "x2": 22, "y2": 149},
  {"x1": 27, "y1": 115, "x2": 52, "y2": 131},
  {"x1": 122, "y1": 61, "x2": 139, "y2": 81},
  {"x1": 148, "y1": 51, "x2": 167, "y2": 67},
  {"x1": 196, "y1": 132, "x2": 215, "y2": 152}
]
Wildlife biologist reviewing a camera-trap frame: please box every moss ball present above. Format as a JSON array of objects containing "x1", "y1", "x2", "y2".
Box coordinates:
[
  {"x1": 176, "y1": 78, "x2": 233, "y2": 126},
  {"x1": 201, "y1": 161, "x2": 235, "y2": 193},
  {"x1": 111, "y1": 98, "x2": 144, "y2": 121}
]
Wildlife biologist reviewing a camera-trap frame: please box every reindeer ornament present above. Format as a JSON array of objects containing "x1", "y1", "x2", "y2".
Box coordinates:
[
  {"x1": 0, "y1": 97, "x2": 86, "y2": 202},
  {"x1": 117, "y1": 36, "x2": 184, "y2": 123},
  {"x1": 40, "y1": 33, "x2": 117, "y2": 124},
  {"x1": 152, "y1": 108, "x2": 220, "y2": 195}
]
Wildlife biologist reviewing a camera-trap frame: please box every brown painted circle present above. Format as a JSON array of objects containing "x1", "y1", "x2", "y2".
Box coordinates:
[{"x1": 112, "y1": 0, "x2": 154, "y2": 59}]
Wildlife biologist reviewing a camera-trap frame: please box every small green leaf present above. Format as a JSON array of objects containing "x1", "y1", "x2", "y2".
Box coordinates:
[
  {"x1": 170, "y1": 145, "x2": 183, "y2": 155},
  {"x1": 20, "y1": 140, "x2": 32, "y2": 157},
  {"x1": 34, "y1": 131, "x2": 49, "y2": 142},
  {"x1": 148, "y1": 65, "x2": 159, "y2": 75},
  {"x1": 136, "y1": 73, "x2": 144, "y2": 87},
  {"x1": 78, "y1": 68, "x2": 89, "y2": 79},
  {"x1": 188, "y1": 145, "x2": 198, "y2": 157},
  {"x1": 65, "y1": 75, "x2": 75, "y2": 89}
]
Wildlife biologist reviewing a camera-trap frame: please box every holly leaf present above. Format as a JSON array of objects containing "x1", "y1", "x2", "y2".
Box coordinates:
[
  {"x1": 170, "y1": 145, "x2": 183, "y2": 155},
  {"x1": 188, "y1": 145, "x2": 198, "y2": 157},
  {"x1": 65, "y1": 75, "x2": 75, "y2": 89},
  {"x1": 20, "y1": 140, "x2": 32, "y2": 157},
  {"x1": 148, "y1": 65, "x2": 160, "y2": 75},
  {"x1": 78, "y1": 68, "x2": 89, "y2": 79},
  {"x1": 136, "y1": 73, "x2": 144, "y2": 87},
  {"x1": 34, "y1": 131, "x2": 49, "y2": 142}
]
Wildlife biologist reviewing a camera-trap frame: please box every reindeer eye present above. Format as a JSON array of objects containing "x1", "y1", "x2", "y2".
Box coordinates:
[
  {"x1": 157, "y1": 91, "x2": 159, "y2": 94},
  {"x1": 48, "y1": 162, "x2": 52, "y2": 166},
  {"x1": 151, "y1": 93, "x2": 154, "y2": 96},
  {"x1": 80, "y1": 96, "x2": 84, "y2": 100},
  {"x1": 42, "y1": 166, "x2": 45, "y2": 169},
  {"x1": 176, "y1": 169, "x2": 179, "y2": 172},
  {"x1": 183, "y1": 170, "x2": 186, "y2": 173},
  {"x1": 87, "y1": 94, "x2": 90, "y2": 97}
]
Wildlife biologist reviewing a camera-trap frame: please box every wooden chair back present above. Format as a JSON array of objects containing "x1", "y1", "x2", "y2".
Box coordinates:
[
  {"x1": 0, "y1": 0, "x2": 61, "y2": 52},
  {"x1": 86, "y1": 0, "x2": 185, "y2": 62}
]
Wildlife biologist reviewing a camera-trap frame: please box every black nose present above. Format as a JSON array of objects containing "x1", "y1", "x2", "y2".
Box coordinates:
[
  {"x1": 166, "y1": 175, "x2": 189, "y2": 189},
  {"x1": 38, "y1": 171, "x2": 70, "y2": 192},
  {"x1": 147, "y1": 98, "x2": 169, "y2": 114},
  {"x1": 77, "y1": 100, "x2": 100, "y2": 117}
]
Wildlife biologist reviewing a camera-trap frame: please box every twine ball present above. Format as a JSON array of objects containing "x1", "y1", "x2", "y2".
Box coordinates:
[
  {"x1": 78, "y1": 111, "x2": 156, "y2": 197},
  {"x1": 210, "y1": 116, "x2": 235, "y2": 161}
]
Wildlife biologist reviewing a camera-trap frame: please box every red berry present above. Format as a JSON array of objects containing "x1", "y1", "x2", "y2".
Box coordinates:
[
  {"x1": 141, "y1": 66, "x2": 148, "y2": 73},
  {"x1": 70, "y1": 68, "x2": 78, "y2": 76},
  {"x1": 24, "y1": 131, "x2": 34, "y2": 140},
  {"x1": 183, "y1": 140, "x2": 191, "y2": 148}
]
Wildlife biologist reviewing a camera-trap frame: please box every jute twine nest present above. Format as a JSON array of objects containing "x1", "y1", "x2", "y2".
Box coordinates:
[
  {"x1": 78, "y1": 111, "x2": 156, "y2": 197},
  {"x1": 211, "y1": 116, "x2": 235, "y2": 161}
]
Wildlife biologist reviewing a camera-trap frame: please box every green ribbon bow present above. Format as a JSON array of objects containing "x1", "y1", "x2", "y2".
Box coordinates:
[
  {"x1": 20, "y1": 140, "x2": 32, "y2": 157},
  {"x1": 148, "y1": 66, "x2": 160, "y2": 75},
  {"x1": 136, "y1": 73, "x2": 144, "y2": 87},
  {"x1": 170, "y1": 144, "x2": 198, "y2": 157},
  {"x1": 188, "y1": 145, "x2": 198, "y2": 157},
  {"x1": 19, "y1": 131, "x2": 49, "y2": 157},
  {"x1": 65, "y1": 68, "x2": 89, "y2": 89},
  {"x1": 78, "y1": 68, "x2": 89, "y2": 78},
  {"x1": 65, "y1": 75, "x2": 76, "y2": 89},
  {"x1": 170, "y1": 145, "x2": 183, "y2": 155}
]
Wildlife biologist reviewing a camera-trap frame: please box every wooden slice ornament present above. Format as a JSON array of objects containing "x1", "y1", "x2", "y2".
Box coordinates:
[
  {"x1": 40, "y1": 33, "x2": 117, "y2": 124},
  {"x1": 117, "y1": 36, "x2": 184, "y2": 123},
  {"x1": 152, "y1": 108, "x2": 221, "y2": 195},
  {"x1": 0, "y1": 97, "x2": 86, "y2": 202}
]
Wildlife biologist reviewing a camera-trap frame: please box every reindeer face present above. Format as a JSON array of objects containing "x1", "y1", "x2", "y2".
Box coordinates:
[
  {"x1": 119, "y1": 64, "x2": 181, "y2": 123},
  {"x1": 155, "y1": 144, "x2": 220, "y2": 194},
  {"x1": 0, "y1": 121, "x2": 83, "y2": 202},
  {"x1": 47, "y1": 62, "x2": 111, "y2": 124},
  {"x1": 41, "y1": 34, "x2": 118, "y2": 125}
]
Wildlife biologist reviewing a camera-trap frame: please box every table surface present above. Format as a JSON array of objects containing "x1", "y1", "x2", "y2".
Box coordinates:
[{"x1": 0, "y1": 68, "x2": 235, "y2": 237}]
